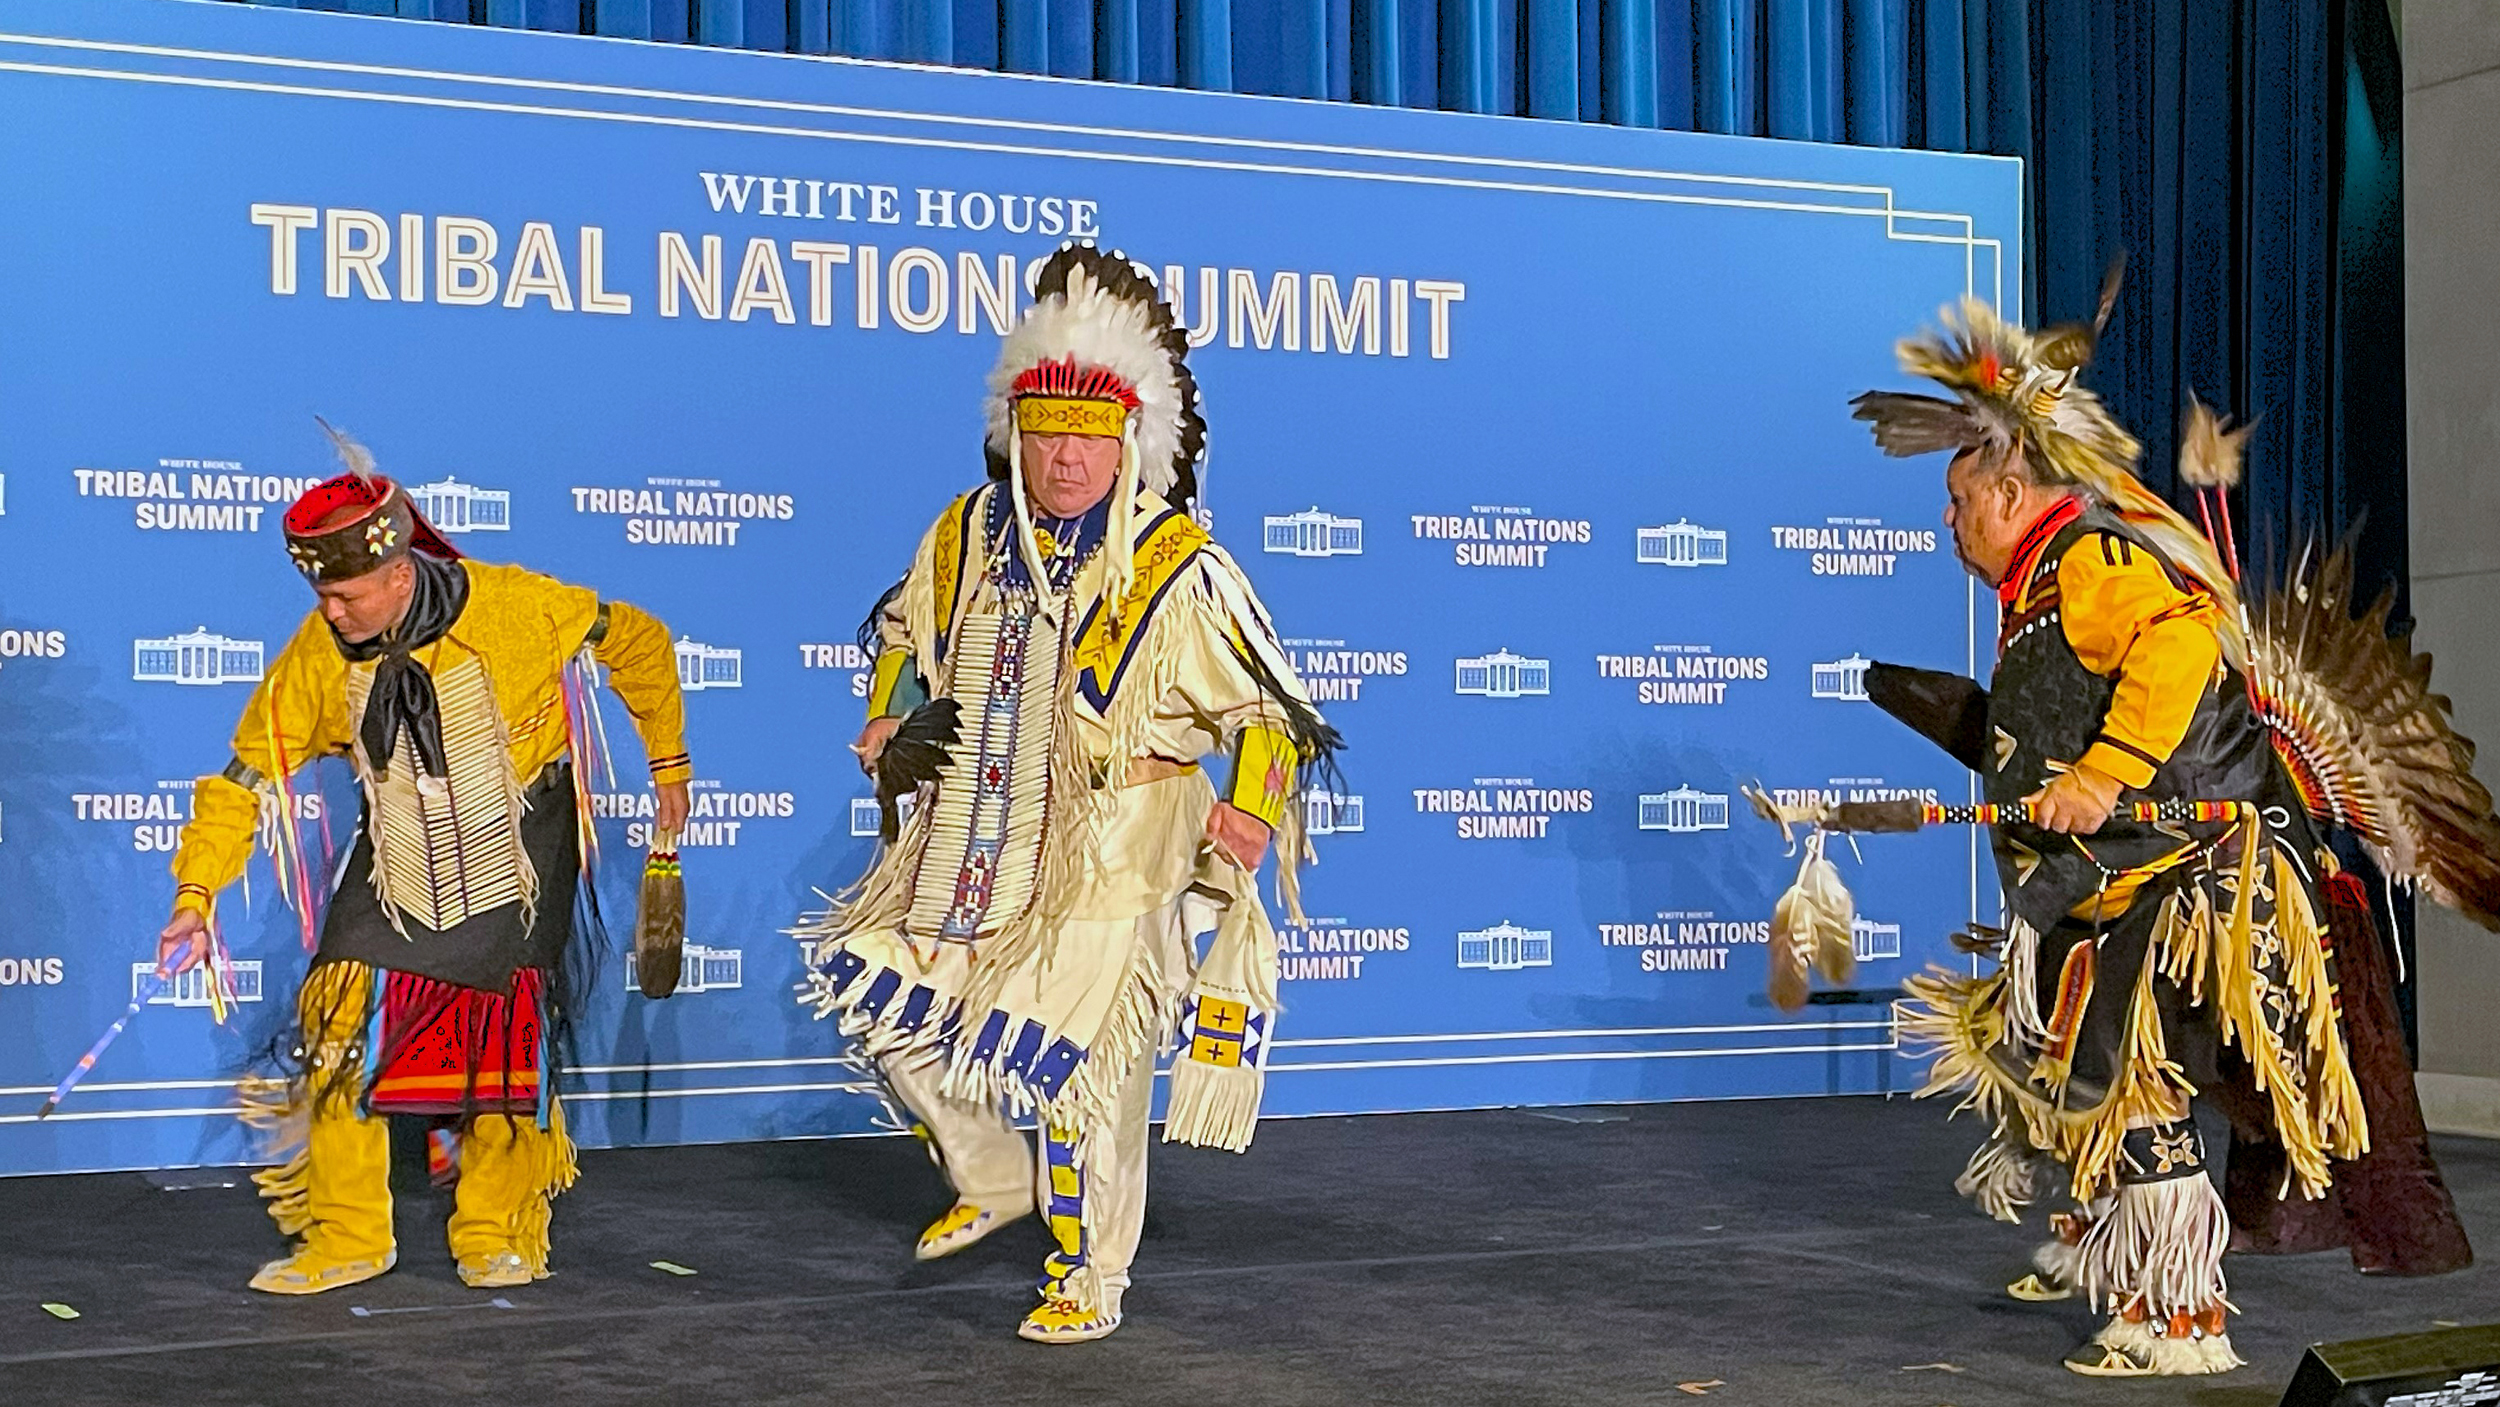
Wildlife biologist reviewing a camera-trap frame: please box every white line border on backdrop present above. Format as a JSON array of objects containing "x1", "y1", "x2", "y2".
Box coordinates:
[
  {"x1": 0, "y1": 1022, "x2": 1901, "y2": 1122},
  {"x1": 0, "y1": 21, "x2": 2001, "y2": 1126},
  {"x1": 0, "y1": 31, "x2": 2007, "y2": 312}
]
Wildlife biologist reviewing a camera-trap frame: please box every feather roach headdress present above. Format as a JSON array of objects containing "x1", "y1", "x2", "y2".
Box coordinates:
[
  {"x1": 1850, "y1": 261, "x2": 2250, "y2": 667},
  {"x1": 981, "y1": 245, "x2": 1208, "y2": 605}
]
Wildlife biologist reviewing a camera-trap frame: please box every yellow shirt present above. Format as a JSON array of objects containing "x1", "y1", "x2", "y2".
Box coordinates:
[
  {"x1": 170, "y1": 560, "x2": 690, "y2": 917},
  {"x1": 2055, "y1": 532, "x2": 2225, "y2": 792}
]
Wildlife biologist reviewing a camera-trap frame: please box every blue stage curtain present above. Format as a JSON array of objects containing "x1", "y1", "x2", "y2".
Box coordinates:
[
  {"x1": 2025, "y1": 0, "x2": 2403, "y2": 612},
  {"x1": 234, "y1": 0, "x2": 2402, "y2": 602}
]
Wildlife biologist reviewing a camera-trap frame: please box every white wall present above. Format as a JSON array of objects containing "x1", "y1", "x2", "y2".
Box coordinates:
[{"x1": 2403, "y1": 0, "x2": 2500, "y2": 1133}]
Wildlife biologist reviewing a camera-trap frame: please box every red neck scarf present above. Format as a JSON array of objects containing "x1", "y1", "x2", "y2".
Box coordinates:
[{"x1": 1996, "y1": 494, "x2": 2085, "y2": 607}]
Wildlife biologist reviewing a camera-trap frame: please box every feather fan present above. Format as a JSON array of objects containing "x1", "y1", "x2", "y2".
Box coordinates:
[
  {"x1": 875, "y1": 698, "x2": 962, "y2": 844},
  {"x1": 634, "y1": 838, "x2": 684, "y2": 999}
]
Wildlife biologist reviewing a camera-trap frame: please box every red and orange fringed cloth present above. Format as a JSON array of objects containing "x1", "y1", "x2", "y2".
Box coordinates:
[{"x1": 367, "y1": 969, "x2": 545, "y2": 1118}]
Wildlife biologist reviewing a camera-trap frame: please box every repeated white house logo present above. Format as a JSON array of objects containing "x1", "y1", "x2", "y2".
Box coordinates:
[
  {"x1": 411, "y1": 476, "x2": 511, "y2": 533},
  {"x1": 1638, "y1": 786, "x2": 1731, "y2": 832},
  {"x1": 1458, "y1": 920, "x2": 1552, "y2": 971},
  {"x1": 134, "y1": 629, "x2": 265, "y2": 685},
  {"x1": 1263, "y1": 508, "x2": 1363, "y2": 557},
  {"x1": 847, "y1": 795, "x2": 919, "y2": 837},
  {"x1": 132, "y1": 961, "x2": 264, "y2": 1007},
  {"x1": 1811, "y1": 654, "x2": 1873, "y2": 701},
  {"x1": 1305, "y1": 791, "x2": 1365, "y2": 835},
  {"x1": 1853, "y1": 917, "x2": 1902, "y2": 961},
  {"x1": 1636, "y1": 520, "x2": 1729, "y2": 567},
  {"x1": 624, "y1": 942, "x2": 743, "y2": 994},
  {"x1": 675, "y1": 637, "x2": 743, "y2": 691},
  {"x1": 1455, "y1": 648, "x2": 1550, "y2": 698}
]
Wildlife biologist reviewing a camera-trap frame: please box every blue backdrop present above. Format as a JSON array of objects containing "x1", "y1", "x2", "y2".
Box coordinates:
[{"x1": 0, "y1": 0, "x2": 2018, "y2": 1175}]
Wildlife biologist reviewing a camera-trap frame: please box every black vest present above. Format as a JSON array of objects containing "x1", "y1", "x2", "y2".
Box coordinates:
[{"x1": 1986, "y1": 508, "x2": 2294, "y2": 931}]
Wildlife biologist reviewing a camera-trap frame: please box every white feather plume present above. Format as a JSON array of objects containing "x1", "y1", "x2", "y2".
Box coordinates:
[
  {"x1": 982, "y1": 252, "x2": 1188, "y2": 498},
  {"x1": 314, "y1": 416, "x2": 378, "y2": 484}
]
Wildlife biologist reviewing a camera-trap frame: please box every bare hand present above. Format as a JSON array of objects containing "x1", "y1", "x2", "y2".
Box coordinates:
[
  {"x1": 852, "y1": 716, "x2": 903, "y2": 778},
  {"x1": 2025, "y1": 765, "x2": 2122, "y2": 835},
  {"x1": 655, "y1": 780, "x2": 691, "y2": 835},
  {"x1": 157, "y1": 909, "x2": 209, "y2": 974},
  {"x1": 1204, "y1": 802, "x2": 1274, "y2": 872}
]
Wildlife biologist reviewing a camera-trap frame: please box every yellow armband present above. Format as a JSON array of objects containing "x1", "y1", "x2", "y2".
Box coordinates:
[
  {"x1": 1225, "y1": 725, "x2": 1299, "y2": 830},
  {"x1": 867, "y1": 648, "x2": 926, "y2": 720}
]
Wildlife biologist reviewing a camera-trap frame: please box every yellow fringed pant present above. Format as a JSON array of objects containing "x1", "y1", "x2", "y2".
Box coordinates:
[{"x1": 255, "y1": 961, "x2": 577, "y2": 1275}]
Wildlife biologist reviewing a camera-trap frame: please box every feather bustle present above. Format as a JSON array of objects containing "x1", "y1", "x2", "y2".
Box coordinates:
[{"x1": 2253, "y1": 541, "x2": 2500, "y2": 929}]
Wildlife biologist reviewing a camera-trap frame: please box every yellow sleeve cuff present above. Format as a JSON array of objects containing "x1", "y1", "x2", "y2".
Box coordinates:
[
  {"x1": 648, "y1": 752, "x2": 694, "y2": 786},
  {"x1": 2078, "y1": 742, "x2": 2156, "y2": 792},
  {"x1": 867, "y1": 649, "x2": 921, "y2": 719},
  {"x1": 1225, "y1": 725, "x2": 1298, "y2": 830}
]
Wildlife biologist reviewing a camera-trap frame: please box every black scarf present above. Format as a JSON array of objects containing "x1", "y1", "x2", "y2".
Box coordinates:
[{"x1": 335, "y1": 553, "x2": 471, "y2": 780}]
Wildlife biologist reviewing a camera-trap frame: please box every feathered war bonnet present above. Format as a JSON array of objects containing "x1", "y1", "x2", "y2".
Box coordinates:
[
  {"x1": 281, "y1": 419, "x2": 460, "y2": 584},
  {"x1": 1849, "y1": 261, "x2": 2250, "y2": 667},
  {"x1": 981, "y1": 244, "x2": 1207, "y2": 606}
]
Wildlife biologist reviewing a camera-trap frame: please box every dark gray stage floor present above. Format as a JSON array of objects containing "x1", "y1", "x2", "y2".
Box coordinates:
[{"x1": 3, "y1": 1095, "x2": 2493, "y2": 1406}]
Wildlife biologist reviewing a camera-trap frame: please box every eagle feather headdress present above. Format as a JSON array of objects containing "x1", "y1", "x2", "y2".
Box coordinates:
[
  {"x1": 982, "y1": 244, "x2": 1206, "y2": 509},
  {"x1": 975, "y1": 243, "x2": 1209, "y2": 606}
]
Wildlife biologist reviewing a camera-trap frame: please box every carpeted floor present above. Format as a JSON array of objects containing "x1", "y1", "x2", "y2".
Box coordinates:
[{"x1": 2, "y1": 1096, "x2": 2493, "y2": 1405}]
